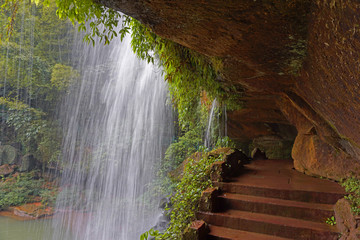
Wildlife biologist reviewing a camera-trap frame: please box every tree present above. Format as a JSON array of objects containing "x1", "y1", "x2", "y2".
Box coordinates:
[{"x1": 0, "y1": 0, "x2": 78, "y2": 168}]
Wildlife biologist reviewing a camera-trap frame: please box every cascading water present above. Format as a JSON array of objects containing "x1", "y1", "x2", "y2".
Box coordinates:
[
  {"x1": 48, "y1": 31, "x2": 172, "y2": 240},
  {"x1": 204, "y1": 99, "x2": 229, "y2": 150},
  {"x1": 204, "y1": 99, "x2": 218, "y2": 149}
]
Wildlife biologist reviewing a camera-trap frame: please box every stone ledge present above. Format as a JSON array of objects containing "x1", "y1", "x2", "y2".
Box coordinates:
[
  {"x1": 210, "y1": 148, "x2": 249, "y2": 182},
  {"x1": 183, "y1": 220, "x2": 209, "y2": 240},
  {"x1": 199, "y1": 187, "x2": 220, "y2": 213}
]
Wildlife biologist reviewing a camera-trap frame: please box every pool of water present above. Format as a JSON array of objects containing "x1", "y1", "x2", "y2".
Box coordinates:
[{"x1": 0, "y1": 215, "x2": 53, "y2": 240}]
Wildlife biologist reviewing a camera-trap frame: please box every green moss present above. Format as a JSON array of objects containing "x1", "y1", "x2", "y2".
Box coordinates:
[{"x1": 284, "y1": 37, "x2": 307, "y2": 76}]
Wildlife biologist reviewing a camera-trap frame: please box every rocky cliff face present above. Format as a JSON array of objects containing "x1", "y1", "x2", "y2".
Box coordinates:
[{"x1": 99, "y1": 0, "x2": 360, "y2": 180}]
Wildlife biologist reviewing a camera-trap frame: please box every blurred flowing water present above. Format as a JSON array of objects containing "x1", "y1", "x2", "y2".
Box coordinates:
[
  {"x1": 204, "y1": 99, "x2": 218, "y2": 149},
  {"x1": 47, "y1": 33, "x2": 172, "y2": 240},
  {"x1": 204, "y1": 100, "x2": 229, "y2": 150}
]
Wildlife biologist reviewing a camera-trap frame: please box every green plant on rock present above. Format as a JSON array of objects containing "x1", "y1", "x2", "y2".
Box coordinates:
[
  {"x1": 157, "y1": 152, "x2": 222, "y2": 239},
  {"x1": 326, "y1": 216, "x2": 336, "y2": 226},
  {"x1": 341, "y1": 177, "x2": 360, "y2": 215}
]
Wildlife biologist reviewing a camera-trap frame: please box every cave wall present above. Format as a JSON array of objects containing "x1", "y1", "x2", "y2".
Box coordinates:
[
  {"x1": 290, "y1": 0, "x2": 360, "y2": 179},
  {"x1": 100, "y1": 0, "x2": 360, "y2": 180}
]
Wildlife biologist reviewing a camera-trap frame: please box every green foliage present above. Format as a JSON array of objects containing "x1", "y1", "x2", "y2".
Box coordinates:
[
  {"x1": 1, "y1": 97, "x2": 62, "y2": 167},
  {"x1": 0, "y1": 0, "x2": 19, "y2": 39},
  {"x1": 51, "y1": 63, "x2": 79, "y2": 91},
  {"x1": 164, "y1": 126, "x2": 203, "y2": 168},
  {"x1": 144, "y1": 108, "x2": 235, "y2": 238},
  {"x1": 0, "y1": 171, "x2": 57, "y2": 210},
  {"x1": 0, "y1": 0, "x2": 73, "y2": 167},
  {"x1": 54, "y1": 0, "x2": 130, "y2": 45},
  {"x1": 163, "y1": 104, "x2": 209, "y2": 169},
  {"x1": 341, "y1": 177, "x2": 360, "y2": 215},
  {"x1": 2, "y1": 0, "x2": 130, "y2": 45},
  {"x1": 158, "y1": 152, "x2": 222, "y2": 239},
  {"x1": 326, "y1": 216, "x2": 336, "y2": 226},
  {"x1": 152, "y1": 102, "x2": 232, "y2": 196},
  {"x1": 140, "y1": 229, "x2": 160, "y2": 240},
  {"x1": 40, "y1": 188, "x2": 58, "y2": 207},
  {"x1": 0, "y1": 1, "x2": 75, "y2": 107},
  {"x1": 144, "y1": 100, "x2": 234, "y2": 239}
]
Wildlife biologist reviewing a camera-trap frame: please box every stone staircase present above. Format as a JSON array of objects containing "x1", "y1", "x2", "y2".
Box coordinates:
[{"x1": 195, "y1": 159, "x2": 345, "y2": 240}]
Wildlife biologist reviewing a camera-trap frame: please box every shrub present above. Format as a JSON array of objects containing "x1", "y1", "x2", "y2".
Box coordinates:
[
  {"x1": 159, "y1": 152, "x2": 222, "y2": 239},
  {"x1": 341, "y1": 177, "x2": 360, "y2": 215},
  {"x1": 0, "y1": 171, "x2": 57, "y2": 210}
]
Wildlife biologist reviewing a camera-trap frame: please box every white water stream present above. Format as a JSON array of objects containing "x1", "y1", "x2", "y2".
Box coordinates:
[
  {"x1": 204, "y1": 99, "x2": 218, "y2": 149},
  {"x1": 46, "y1": 33, "x2": 172, "y2": 240}
]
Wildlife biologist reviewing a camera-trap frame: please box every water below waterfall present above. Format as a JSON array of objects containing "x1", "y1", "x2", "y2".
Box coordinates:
[
  {"x1": 0, "y1": 216, "x2": 53, "y2": 240},
  {"x1": 45, "y1": 33, "x2": 172, "y2": 240}
]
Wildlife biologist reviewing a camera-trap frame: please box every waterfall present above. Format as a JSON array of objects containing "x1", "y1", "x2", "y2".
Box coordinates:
[
  {"x1": 204, "y1": 99, "x2": 217, "y2": 149},
  {"x1": 49, "y1": 32, "x2": 172, "y2": 240},
  {"x1": 204, "y1": 100, "x2": 229, "y2": 150}
]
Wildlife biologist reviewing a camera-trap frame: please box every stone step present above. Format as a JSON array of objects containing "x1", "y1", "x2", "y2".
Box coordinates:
[
  {"x1": 218, "y1": 193, "x2": 334, "y2": 222},
  {"x1": 214, "y1": 181, "x2": 344, "y2": 204},
  {"x1": 208, "y1": 225, "x2": 292, "y2": 240},
  {"x1": 197, "y1": 209, "x2": 339, "y2": 240}
]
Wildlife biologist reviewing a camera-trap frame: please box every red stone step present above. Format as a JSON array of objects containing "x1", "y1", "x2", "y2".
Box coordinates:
[
  {"x1": 214, "y1": 159, "x2": 345, "y2": 204},
  {"x1": 218, "y1": 193, "x2": 334, "y2": 222},
  {"x1": 197, "y1": 209, "x2": 339, "y2": 240},
  {"x1": 213, "y1": 181, "x2": 344, "y2": 204},
  {"x1": 208, "y1": 225, "x2": 292, "y2": 240}
]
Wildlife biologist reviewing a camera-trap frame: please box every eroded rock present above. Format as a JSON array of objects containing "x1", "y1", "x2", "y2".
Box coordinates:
[
  {"x1": 0, "y1": 145, "x2": 17, "y2": 165},
  {"x1": 199, "y1": 187, "x2": 220, "y2": 213},
  {"x1": 0, "y1": 164, "x2": 16, "y2": 176},
  {"x1": 19, "y1": 154, "x2": 37, "y2": 172},
  {"x1": 292, "y1": 135, "x2": 360, "y2": 180},
  {"x1": 210, "y1": 148, "x2": 249, "y2": 182},
  {"x1": 334, "y1": 198, "x2": 360, "y2": 240},
  {"x1": 183, "y1": 220, "x2": 209, "y2": 240},
  {"x1": 10, "y1": 202, "x2": 54, "y2": 219},
  {"x1": 251, "y1": 148, "x2": 267, "y2": 160}
]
